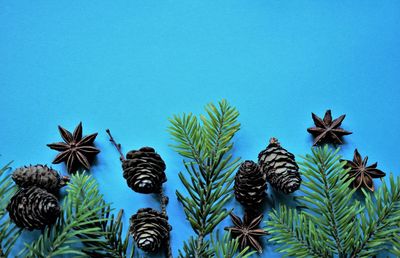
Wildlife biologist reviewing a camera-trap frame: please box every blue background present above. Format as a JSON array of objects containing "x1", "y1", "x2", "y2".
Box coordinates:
[{"x1": 1, "y1": 1, "x2": 399, "y2": 257}]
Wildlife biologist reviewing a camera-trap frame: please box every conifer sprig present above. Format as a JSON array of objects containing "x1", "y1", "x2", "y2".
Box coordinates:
[
  {"x1": 210, "y1": 231, "x2": 256, "y2": 258},
  {"x1": 353, "y1": 173, "x2": 400, "y2": 257},
  {"x1": 168, "y1": 99, "x2": 241, "y2": 257},
  {"x1": 266, "y1": 146, "x2": 400, "y2": 258},
  {"x1": 0, "y1": 162, "x2": 22, "y2": 258}
]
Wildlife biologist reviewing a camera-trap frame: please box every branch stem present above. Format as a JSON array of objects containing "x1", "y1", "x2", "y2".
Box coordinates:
[
  {"x1": 160, "y1": 188, "x2": 172, "y2": 258},
  {"x1": 105, "y1": 129, "x2": 125, "y2": 162}
]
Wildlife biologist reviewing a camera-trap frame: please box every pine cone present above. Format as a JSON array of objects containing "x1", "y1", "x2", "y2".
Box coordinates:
[
  {"x1": 12, "y1": 165, "x2": 70, "y2": 193},
  {"x1": 7, "y1": 186, "x2": 60, "y2": 230},
  {"x1": 234, "y1": 161, "x2": 267, "y2": 208},
  {"x1": 122, "y1": 147, "x2": 166, "y2": 194},
  {"x1": 258, "y1": 138, "x2": 301, "y2": 194},
  {"x1": 130, "y1": 208, "x2": 171, "y2": 253}
]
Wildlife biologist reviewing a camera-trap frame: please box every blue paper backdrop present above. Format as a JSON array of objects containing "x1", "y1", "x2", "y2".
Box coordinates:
[{"x1": 1, "y1": 1, "x2": 399, "y2": 257}]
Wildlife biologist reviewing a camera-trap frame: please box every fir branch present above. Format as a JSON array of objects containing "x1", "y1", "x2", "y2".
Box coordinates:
[
  {"x1": 0, "y1": 162, "x2": 22, "y2": 258},
  {"x1": 169, "y1": 99, "x2": 241, "y2": 257},
  {"x1": 352, "y1": 173, "x2": 400, "y2": 258},
  {"x1": 298, "y1": 146, "x2": 362, "y2": 256},
  {"x1": 71, "y1": 172, "x2": 136, "y2": 258},
  {"x1": 210, "y1": 231, "x2": 256, "y2": 258},
  {"x1": 178, "y1": 237, "x2": 212, "y2": 258},
  {"x1": 267, "y1": 205, "x2": 331, "y2": 258},
  {"x1": 21, "y1": 172, "x2": 108, "y2": 257},
  {"x1": 0, "y1": 162, "x2": 16, "y2": 215},
  {"x1": 266, "y1": 146, "x2": 400, "y2": 258},
  {"x1": 80, "y1": 205, "x2": 135, "y2": 258},
  {"x1": 391, "y1": 232, "x2": 400, "y2": 256}
]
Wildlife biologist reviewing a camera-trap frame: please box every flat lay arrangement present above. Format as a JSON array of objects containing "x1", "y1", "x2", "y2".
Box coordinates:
[
  {"x1": 1, "y1": 1, "x2": 399, "y2": 257},
  {"x1": 1, "y1": 100, "x2": 399, "y2": 258}
]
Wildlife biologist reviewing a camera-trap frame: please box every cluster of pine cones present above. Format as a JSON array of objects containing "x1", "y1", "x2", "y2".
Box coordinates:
[
  {"x1": 121, "y1": 147, "x2": 172, "y2": 253},
  {"x1": 7, "y1": 165, "x2": 69, "y2": 230},
  {"x1": 234, "y1": 138, "x2": 302, "y2": 210}
]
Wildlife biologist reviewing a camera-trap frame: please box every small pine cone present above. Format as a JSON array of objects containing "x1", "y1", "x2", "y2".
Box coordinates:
[
  {"x1": 234, "y1": 161, "x2": 267, "y2": 208},
  {"x1": 258, "y1": 138, "x2": 301, "y2": 194},
  {"x1": 122, "y1": 147, "x2": 166, "y2": 194},
  {"x1": 12, "y1": 165, "x2": 70, "y2": 193},
  {"x1": 7, "y1": 187, "x2": 60, "y2": 230},
  {"x1": 130, "y1": 208, "x2": 171, "y2": 253}
]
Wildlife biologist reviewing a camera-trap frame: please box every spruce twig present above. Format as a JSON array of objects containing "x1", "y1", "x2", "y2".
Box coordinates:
[
  {"x1": 169, "y1": 99, "x2": 241, "y2": 257},
  {"x1": 266, "y1": 146, "x2": 400, "y2": 258}
]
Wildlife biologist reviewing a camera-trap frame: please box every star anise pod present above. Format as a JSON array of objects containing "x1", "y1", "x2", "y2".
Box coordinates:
[
  {"x1": 224, "y1": 212, "x2": 268, "y2": 253},
  {"x1": 307, "y1": 110, "x2": 352, "y2": 146},
  {"x1": 341, "y1": 149, "x2": 385, "y2": 192},
  {"x1": 47, "y1": 122, "x2": 100, "y2": 173}
]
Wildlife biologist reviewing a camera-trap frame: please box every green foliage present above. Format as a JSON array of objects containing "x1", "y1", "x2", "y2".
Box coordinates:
[
  {"x1": 178, "y1": 237, "x2": 213, "y2": 258},
  {"x1": 79, "y1": 204, "x2": 134, "y2": 257},
  {"x1": 73, "y1": 174, "x2": 135, "y2": 258},
  {"x1": 354, "y1": 173, "x2": 400, "y2": 257},
  {"x1": 266, "y1": 146, "x2": 400, "y2": 258},
  {"x1": 21, "y1": 172, "x2": 135, "y2": 258},
  {"x1": 210, "y1": 231, "x2": 256, "y2": 258},
  {"x1": 0, "y1": 162, "x2": 22, "y2": 257},
  {"x1": 169, "y1": 99, "x2": 241, "y2": 257}
]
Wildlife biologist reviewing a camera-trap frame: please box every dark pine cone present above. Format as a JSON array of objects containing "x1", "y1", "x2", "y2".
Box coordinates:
[
  {"x1": 130, "y1": 208, "x2": 171, "y2": 253},
  {"x1": 258, "y1": 138, "x2": 301, "y2": 194},
  {"x1": 122, "y1": 147, "x2": 166, "y2": 194},
  {"x1": 234, "y1": 161, "x2": 267, "y2": 208},
  {"x1": 7, "y1": 186, "x2": 60, "y2": 230},
  {"x1": 12, "y1": 165, "x2": 70, "y2": 193}
]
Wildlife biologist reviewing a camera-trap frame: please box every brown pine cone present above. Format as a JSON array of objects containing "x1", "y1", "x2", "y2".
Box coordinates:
[
  {"x1": 12, "y1": 164, "x2": 69, "y2": 193},
  {"x1": 122, "y1": 147, "x2": 166, "y2": 194},
  {"x1": 129, "y1": 208, "x2": 171, "y2": 253},
  {"x1": 234, "y1": 161, "x2": 267, "y2": 208},
  {"x1": 258, "y1": 138, "x2": 301, "y2": 194},
  {"x1": 7, "y1": 186, "x2": 60, "y2": 230}
]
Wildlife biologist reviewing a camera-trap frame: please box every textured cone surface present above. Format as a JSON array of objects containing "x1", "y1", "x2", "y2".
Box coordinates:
[
  {"x1": 258, "y1": 138, "x2": 301, "y2": 194},
  {"x1": 12, "y1": 165, "x2": 69, "y2": 193},
  {"x1": 7, "y1": 186, "x2": 60, "y2": 230},
  {"x1": 234, "y1": 161, "x2": 267, "y2": 208},
  {"x1": 122, "y1": 147, "x2": 166, "y2": 194},
  {"x1": 130, "y1": 208, "x2": 171, "y2": 253}
]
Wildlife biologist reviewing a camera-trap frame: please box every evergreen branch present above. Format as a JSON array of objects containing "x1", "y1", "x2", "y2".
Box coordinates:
[
  {"x1": 80, "y1": 204, "x2": 135, "y2": 258},
  {"x1": 266, "y1": 205, "x2": 331, "y2": 258},
  {"x1": 169, "y1": 99, "x2": 240, "y2": 257},
  {"x1": 0, "y1": 161, "x2": 22, "y2": 258},
  {"x1": 391, "y1": 232, "x2": 400, "y2": 256},
  {"x1": 298, "y1": 146, "x2": 362, "y2": 255},
  {"x1": 178, "y1": 236, "x2": 212, "y2": 258},
  {"x1": 352, "y1": 173, "x2": 400, "y2": 258},
  {"x1": 73, "y1": 173, "x2": 136, "y2": 258},
  {"x1": 0, "y1": 162, "x2": 16, "y2": 215},
  {"x1": 210, "y1": 231, "x2": 256, "y2": 258},
  {"x1": 267, "y1": 147, "x2": 400, "y2": 258},
  {"x1": 21, "y1": 172, "x2": 109, "y2": 257}
]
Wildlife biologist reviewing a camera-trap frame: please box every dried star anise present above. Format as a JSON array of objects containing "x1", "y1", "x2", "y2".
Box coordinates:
[
  {"x1": 224, "y1": 212, "x2": 268, "y2": 253},
  {"x1": 341, "y1": 149, "x2": 385, "y2": 192},
  {"x1": 307, "y1": 110, "x2": 352, "y2": 146},
  {"x1": 47, "y1": 122, "x2": 100, "y2": 173}
]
